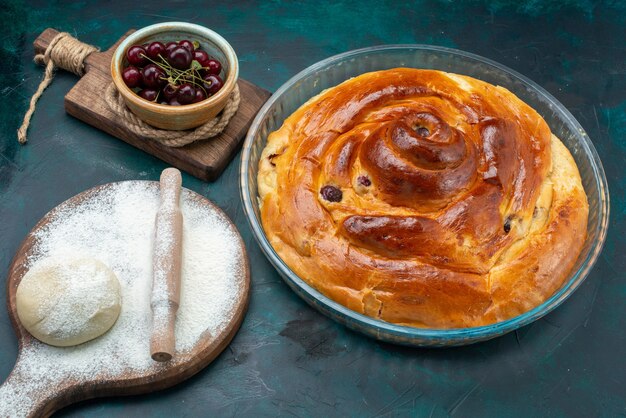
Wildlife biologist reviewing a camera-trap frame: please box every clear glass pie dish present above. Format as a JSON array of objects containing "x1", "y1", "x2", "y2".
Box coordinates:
[{"x1": 239, "y1": 45, "x2": 609, "y2": 346}]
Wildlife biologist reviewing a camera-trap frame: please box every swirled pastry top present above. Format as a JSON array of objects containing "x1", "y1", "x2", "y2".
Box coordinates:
[{"x1": 258, "y1": 68, "x2": 588, "y2": 328}]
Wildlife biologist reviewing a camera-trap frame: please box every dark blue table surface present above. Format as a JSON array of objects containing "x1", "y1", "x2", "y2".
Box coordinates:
[{"x1": 1, "y1": 1, "x2": 625, "y2": 416}]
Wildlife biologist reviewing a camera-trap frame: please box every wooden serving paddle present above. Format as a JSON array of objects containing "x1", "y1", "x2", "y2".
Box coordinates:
[
  {"x1": 0, "y1": 182, "x2": 250, "y2": 417},
  {"x1": 32, "y1": 28, "x2": 271, "y2": 181}
]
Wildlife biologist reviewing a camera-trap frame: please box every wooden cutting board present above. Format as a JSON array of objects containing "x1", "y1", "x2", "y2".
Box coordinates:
[
  {"x1": 32, "y1": 28, "x2": 271, "y2": 181},
  {"x1": 0, "y1": 181, "x2": 250, "y2": 417}
]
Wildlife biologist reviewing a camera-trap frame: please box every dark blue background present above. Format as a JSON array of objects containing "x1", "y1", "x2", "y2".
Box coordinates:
[{"x1": 1, "y1": 1, "x2": 624, "y2": 416}]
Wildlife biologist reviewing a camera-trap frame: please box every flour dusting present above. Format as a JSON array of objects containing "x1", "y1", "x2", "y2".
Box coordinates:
[{"x1": 0, "y1": 182, "x2": 245, "y2": 417}]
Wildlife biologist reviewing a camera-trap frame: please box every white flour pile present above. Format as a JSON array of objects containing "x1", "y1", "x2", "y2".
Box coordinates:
[{"x1": 0, "y1": 182, "x2": 245, "y2": 417}]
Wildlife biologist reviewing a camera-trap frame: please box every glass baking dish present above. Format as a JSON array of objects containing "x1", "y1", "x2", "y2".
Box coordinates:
[{"x1": 240, "y1": 45, "x2": 609, "y2": 346}]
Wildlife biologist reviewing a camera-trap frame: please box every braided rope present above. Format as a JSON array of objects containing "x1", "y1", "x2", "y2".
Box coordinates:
[
  {"x1": 103, "y1": 82, "x2": 241, "y2": 148},
  {"x1": 18, "y1": 32, "x2": 98, "y2": 144}
]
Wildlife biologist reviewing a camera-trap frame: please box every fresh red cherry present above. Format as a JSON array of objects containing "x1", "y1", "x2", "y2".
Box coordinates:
[
  {"x1": 193, "y1": 50, "x2": 210, "y2": 67},
  {"x1": 145, "y1": 41, "x2": 165, "y2": 60},
  {"x1": 205, "y1": 59, "x2": 222, "y2": 75},
  {"x1": 165, "y1": 41, "x2": 178, "y2": 56},
  {"x1": 122, "y1": 66, "x2": 142, "y2": 88},
  {"x1": 142, "y1": 64, "x2": 166, "y2": 88},
  {"x1": 168, "y1": 97, "x2": 182, "y2": 106},
  {"x1": 138, "y1": 89, "x2": 158, "y2": 101},
  {"x1": 177, "y1": 83, "x2": 196, "y2": 104},
  {"x1": 167, "y1": 46, "x2": 192, "y2": 70},
  {"x1": 126, "y1": 45, "x2": 147, "y2": 66},
  {"x1": 193, "y1": 88, "x2": 207, "y2": 103},
  {"x1": 162, "y1": 83, "x2": 179, "y2": 101},
  {"x1": 179, "y1": 39, "x2": 194, "y2": 52},
  {"x1": 202, "y1": 74, "x2": 223, "y2": 95}
]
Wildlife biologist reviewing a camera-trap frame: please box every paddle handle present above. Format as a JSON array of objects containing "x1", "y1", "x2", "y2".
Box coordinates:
[
  {"x1": 150, "y1": 168, "x2": 184, "y2": 362},
  {"x1": 32, "y1": 28, "x2": 134, "y2": 75},
  {"x1": 0, "y1": 358, "x2": 69, "y2": 418},
  {"x1": 33, "y1": 28, "x2": 62, "y2": 55},
  {"x1": 32, "y1": 28, "x2": 94, "y2": 76}
]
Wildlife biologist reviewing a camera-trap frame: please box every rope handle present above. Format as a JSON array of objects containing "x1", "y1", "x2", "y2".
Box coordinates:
[{"x1": 18, "y1": 32, "x2": 98, "y2": 144}]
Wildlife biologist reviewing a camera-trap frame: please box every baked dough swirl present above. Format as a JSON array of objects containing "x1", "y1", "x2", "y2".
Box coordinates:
[{"x1": 258, "y1": 68, "x2": 588, "y2": 328}]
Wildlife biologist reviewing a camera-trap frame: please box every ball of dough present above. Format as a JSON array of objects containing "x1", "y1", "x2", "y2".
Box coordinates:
[{"x1": 16, "y1": 257, "x2": 122, "y2": 347}]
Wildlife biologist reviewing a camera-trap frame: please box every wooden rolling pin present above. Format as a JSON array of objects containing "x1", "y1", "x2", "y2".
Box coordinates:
[{"x1": 151, "y1": 168, "x2": 184, "y2": 362}]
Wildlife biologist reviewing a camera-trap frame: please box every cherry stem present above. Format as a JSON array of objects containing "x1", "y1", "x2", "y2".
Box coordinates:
[{"x1": 137, "y1": 52, "x2": 211, "y2": 96}]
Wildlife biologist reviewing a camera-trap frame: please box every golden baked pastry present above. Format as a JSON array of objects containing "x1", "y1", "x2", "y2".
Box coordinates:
[{"x1": 258, "y1": 68, "x2": 588, "y2": 328}]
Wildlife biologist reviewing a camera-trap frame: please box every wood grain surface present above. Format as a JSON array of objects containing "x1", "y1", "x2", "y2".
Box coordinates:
[
  {"x1": 1, "y1": 182, "x2": 250, "y2": 417},
  {"x1": 33, "y1": 28, "x2": 271, "y2": 182}
]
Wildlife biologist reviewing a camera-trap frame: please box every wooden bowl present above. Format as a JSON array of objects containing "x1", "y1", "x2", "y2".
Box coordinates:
[{"x1": 111, "y1": 22, "x2": 239, "y2": 130}]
